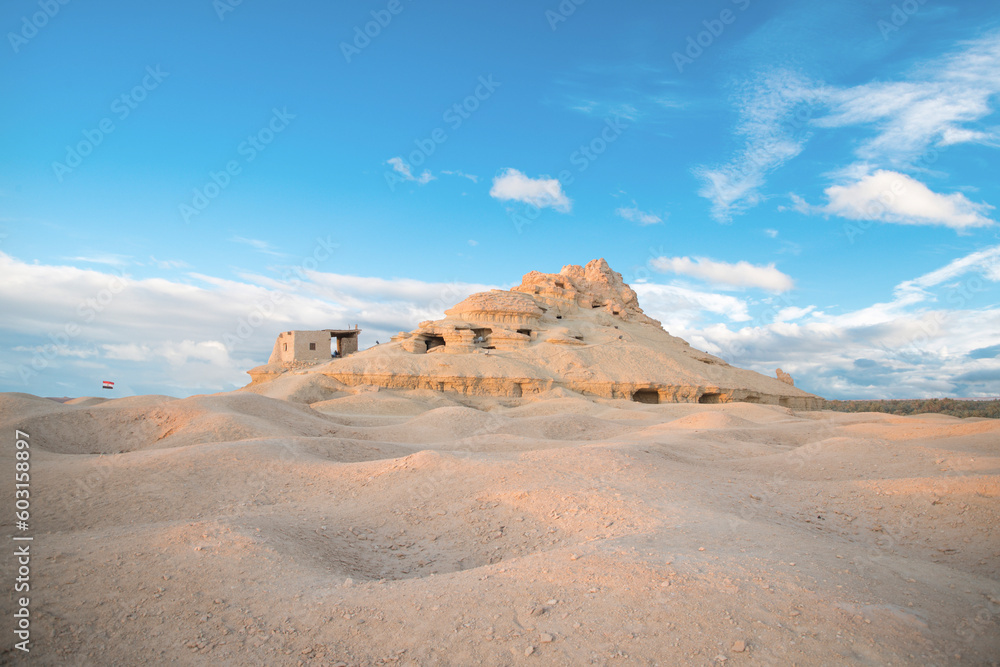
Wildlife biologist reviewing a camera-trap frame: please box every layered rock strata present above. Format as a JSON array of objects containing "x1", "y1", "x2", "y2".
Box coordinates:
[{"x1": 247, "y1": 259, "x2": 823, "y2": 409}]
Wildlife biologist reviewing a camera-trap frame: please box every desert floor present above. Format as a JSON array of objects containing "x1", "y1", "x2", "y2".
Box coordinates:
[{"x1": 1, "y1": 384, "x2": 998, "y2": 666}]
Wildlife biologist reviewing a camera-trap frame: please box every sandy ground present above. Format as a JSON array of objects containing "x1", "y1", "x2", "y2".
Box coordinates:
[{"x1": 1, "y1": 383, "x2": 998, "y2": 666}]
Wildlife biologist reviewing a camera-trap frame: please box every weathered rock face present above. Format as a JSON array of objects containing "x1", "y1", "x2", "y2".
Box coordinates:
[
  {"x1": 776, "y1": 369, "x2": 795, "y2": 386},
  {"x1": 247, "y1": 259, "x2": 824, "y2": 409},
  {"x1": 512, "y1": 258, "x2": 659, "y2": 325}
]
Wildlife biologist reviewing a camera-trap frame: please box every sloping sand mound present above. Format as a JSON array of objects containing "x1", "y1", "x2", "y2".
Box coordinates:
[
  {"x1": 0, "y1": 391, "x2": 996, "y2": 666},
  {"x1": 63, "y1": 396, "x2": 109, "y2": 407},
  {"x1": 0, "y1": 392, "x2": 71, "y2": 421},
  {"x1": 7, "y1": 392, "x2": 344, "y2": 454},
  {"x1": 311, "y1": 392, "x2": 459, "y2": 417},
  {"x1": 663, "y1": 411, "x2": 758, "y2": 430},
  {"x1": 238, "y1": 371, "x2": 349, "y2": 404}
]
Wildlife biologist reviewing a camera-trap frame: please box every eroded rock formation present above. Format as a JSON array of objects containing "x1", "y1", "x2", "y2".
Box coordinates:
[
  {"x1": 776, "y1": 368, "x2": 795, "y2": 386},
  {"x1": 247, "y1": 259, "x2": 824, "y2": 409}
]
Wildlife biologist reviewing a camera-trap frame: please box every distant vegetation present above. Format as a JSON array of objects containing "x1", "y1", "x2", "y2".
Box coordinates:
[{"x1": 824, "y1": 398, "x2": 1000, "y2": 419}]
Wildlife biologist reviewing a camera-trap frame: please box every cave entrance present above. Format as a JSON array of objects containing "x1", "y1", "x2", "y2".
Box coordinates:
[
  {"x1": 699, "y1": 392, "x2": 723, "y2": 404},
  {"x1": 632, "y1": 389, "x2": 659, "y2": 404},
  {"x1": 424, "y1": 335, "x2": 446, "y2": 352},
  {"x1": 472, "y1": 328, "x2": 493, "y2": 345}
]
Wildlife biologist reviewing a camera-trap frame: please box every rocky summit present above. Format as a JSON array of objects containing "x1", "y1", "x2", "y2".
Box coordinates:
[{"x1": 248, "y1": 259, "x2": 823, "y2": 409}]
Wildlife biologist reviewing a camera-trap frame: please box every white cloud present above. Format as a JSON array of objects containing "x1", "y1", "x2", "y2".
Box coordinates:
[
  {"x1": 0, "y1": 251, "x2": 500, "y2": 396},
  {"x1": 616, "y1": 202, "x2": 663, "y2": 226},
  {"x1": 650, "y1": 256, "x2": 795, "y2": 292},
  {"x1": 387, "y1": 157, "x2": 435, "y2": 185},
  {"x1": 817, "y1": 170, "x2": 994, "y2": 230},
  {"x1": 773, "y1": 305, "x2": 815, "y2": 323},
  {"x1": 815, "y1": 32, "x2": 1000, "y2": 163},
  {"x1": 659, "y1": 245, "x2": 1000, "y2": 399},
  {"x1": 632, "y1": 283, "x2": 751, "y2": 326},
  {"x1": 441, "y1": 170, "x2": 479, "y2": 183},
  {"x1": 697, "y1": 32, "x2": 1000, "y2": 220},
  {"x1": 764, "y1": 228, "x2": 779, "y2": 238},
  {"x1": 489, "y1": 168, "x2": 571, "y2": 212}
]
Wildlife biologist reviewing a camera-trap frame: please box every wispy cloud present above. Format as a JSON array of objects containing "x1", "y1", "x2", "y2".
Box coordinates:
[
  {"x1": 615, "y1": 202, "x2": 663, "y2": 225},
  {"x1": 387, "y1": 157, "x2": 435, "y2": 184},
  {"x1": 697, "y1": 31, "x2": 1000, "y2": 220},
  {"x1": 490, "y1": 168, "x2": 571, "y2": 212},
  {"x1": 0, "y1": 251, "x2": 499, "y2": 395},
  {"x1": 231, "y1": 237, "x2": 285, "y2": 256},
  {"x1": 150, "y1": 256, "x2": 190, "y2": 270},
  {"x1": 695, "y1": 70, "x2": 822, "y2": 221},
  {"x1": 650, "y1": 255, "x2": 795, "y2": 292},
  {"x1": 64, "y1": 254, "x2": 131, "y2": 266},
  {"x1": 632, "y1": 283, "x2": 751, "y2": 325},
  {"x1": 662, "y1": 245, "x2": 1000, "y2": 398},
  {"x1": 814, "y1": 32, "x2": 1000, "y2": 164},
  {"x1": 441, "y1": 170, "x2": 479, "y2": 183}
]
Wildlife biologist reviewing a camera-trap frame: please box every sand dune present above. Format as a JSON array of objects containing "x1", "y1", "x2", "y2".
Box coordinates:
[{"x1": 1, "y1": 390, "x2": 997, "y2": 665}]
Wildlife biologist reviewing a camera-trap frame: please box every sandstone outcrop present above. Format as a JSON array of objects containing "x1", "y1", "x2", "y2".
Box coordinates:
[{"x1": 247, "y1": 259, "x2": 823, "y2": 409}]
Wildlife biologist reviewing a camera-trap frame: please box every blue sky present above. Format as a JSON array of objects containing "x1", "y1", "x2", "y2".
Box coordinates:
[{"x1": 2, "y1": 0, "x2": 999, "y2": 399}]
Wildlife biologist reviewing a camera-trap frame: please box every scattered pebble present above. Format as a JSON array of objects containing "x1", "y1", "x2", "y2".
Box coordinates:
[
  {"x1": 524, "y1": 646, "x2": 535, "y2": 656},
  {"x1": 732, "y1": 640, "x2": 746, "y2": 653},
  {"x1": 540, "y1": 633, "x2": 554, "y2": 643}
]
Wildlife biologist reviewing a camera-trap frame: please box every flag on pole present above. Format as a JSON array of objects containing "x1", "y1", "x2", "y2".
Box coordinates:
[{"x1": 102, "y1": 380, "x2": 115, "y2": 390}]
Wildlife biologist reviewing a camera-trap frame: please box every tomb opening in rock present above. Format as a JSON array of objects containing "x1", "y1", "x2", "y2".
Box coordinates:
[
  {"x1": 246, "y1": 259, "x2": 823, "y2": 410},
  {"x1": 632, "y1": 389, "x2": 659, "y2": 404}
]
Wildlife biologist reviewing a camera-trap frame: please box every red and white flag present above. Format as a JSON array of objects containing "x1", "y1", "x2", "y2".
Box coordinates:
[{"x1": 102, "y1": 380, "x2": 114, "y2": 390}]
